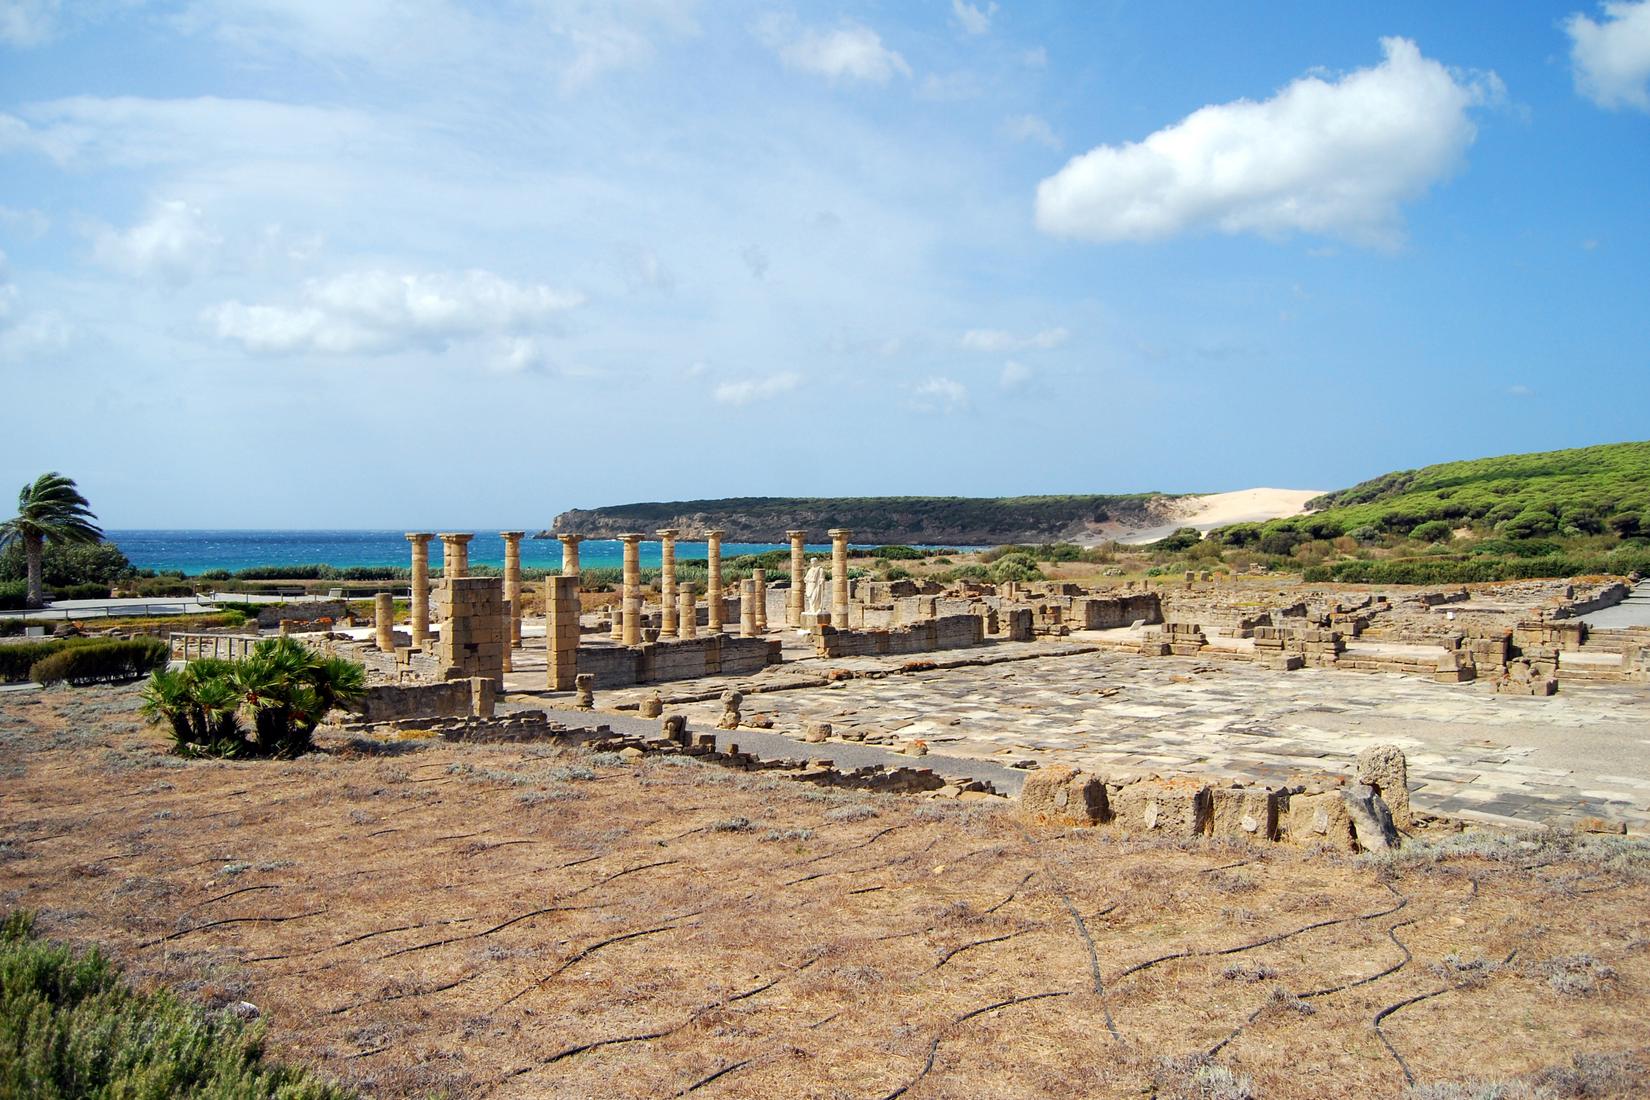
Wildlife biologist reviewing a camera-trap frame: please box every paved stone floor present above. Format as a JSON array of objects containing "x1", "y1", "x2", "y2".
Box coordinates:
[{"x1": 503, "y1": 635, "x2": 1650, "y2": 834}]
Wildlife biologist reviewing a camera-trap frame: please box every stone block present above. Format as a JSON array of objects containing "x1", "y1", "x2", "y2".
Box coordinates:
[
  {"x1": 1109, "y1": 778, "x2": 1209, "y2": 835},
  {"x1": 1354, "y1": 744, "x2": 1410, "y2": 828},
  {"x1": 1342, "y1": 784, "x2": 1399, "y2": 851},
  {"x1": 1209, "y1": 785, "x2": 1279, "y2": 841},
  {"x1": 1282, "y1": 790, "x2": 1355, "y2": 850},
  {"x1": 1019, "y1": 765, "x2": 1108, "y2": 826}
]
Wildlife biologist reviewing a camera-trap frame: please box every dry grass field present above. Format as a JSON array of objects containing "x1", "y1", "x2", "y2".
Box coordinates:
[{"x1": 2, "y1": 684, "x2": 1648, "y2": 1099}]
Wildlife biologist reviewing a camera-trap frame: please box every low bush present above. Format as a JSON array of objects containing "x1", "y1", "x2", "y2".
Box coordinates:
[
  {"x1": 1303, "y1": 548, "x2": 1650, "y2": 584},
  {"x1": 0, "y1": 911, "x2": 353, "y2": 1098},
  {"x1": 0, "y1": 581, "x2": 26, "y2": 611},
  {"x1": 0, "y1": 618, "x2": 26, "y2": 637},
  {"x1": 48, "y1": 582, "x2": 112, "y2": 600},
  {"x1": 989, "y1": 552, "x2": 1044, "y2": 583},
  {"x1": 29, "y1": 638, "x2": 170, "y2": 686},
  {"x1": 1408, "y1": 520, "x2": 1453, "y2": 543},
  {"x1": 0, "y1": 640, "x2": 81, "y2": 682},
  {"x1": 870, "y1": 544, "x2": 923, "y2": 560},
  {"x1": 124, "y1": 577, "x2": 197, "y2": 597}
]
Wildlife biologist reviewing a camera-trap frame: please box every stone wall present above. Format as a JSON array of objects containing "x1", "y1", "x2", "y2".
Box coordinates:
[
  {"x1": 435, "y1": 577, "x2": 507, "y2": 682},
  {"x1": 351, "y1": 679, "x2": 483, "y2": 722},
  {"x1": 814, "y1": 614, "x2": 985, "y2": 658},
  {"x1": 576, "y1": 635, "x2": 780, "y2": 688}
]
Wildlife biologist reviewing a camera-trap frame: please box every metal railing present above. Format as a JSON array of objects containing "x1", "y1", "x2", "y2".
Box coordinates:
[{"x1": 171, "y1": 633, "x2": 264, "y2": 662}]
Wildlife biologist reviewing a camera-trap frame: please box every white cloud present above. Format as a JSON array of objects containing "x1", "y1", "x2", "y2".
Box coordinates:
[
  {"x1": 0, "y1": 0, "x2": 59, "y2": 46},
  {"x1": 1035, "y1": 37, "x2": 1498, "y2": 248},
  {"x1": 1000, "y1": 360, "x2": 1031, "y2": 389},
  {"x1": 713, "y1": 371, "x2": 802, "y2": 405},
  {"x1": 0, "y1": 250, "x2": 69, "y2": 360},
  {"x1": 911, "y1": 375, "x2": 969, "y2": 412},
  {"x1": 760, "y1": 17, "x2": 910, "y2": 85},
  {"x1": 0, "y1": 205, "x2": 50, "y2": 238},
  {"x1": 1005, "y1": 113, "x2": 1061, "y2": 150},
  {"x1": 952, "y1": 0, "x2": 997, "y2": 36},
  {"x1": 207, "y1": 268, "x2": 584, "y2": 356},
  {"x1": 91, "y1": 200, "x2": 222, "y2": 284},
  {"x1": 1566, "y1": 1, "x2": 1650, "y2": 111},
  {"x1": 1507, "y1": 383, "x2": 1534, "y2": 397},
  {"x1": 960, "y1": 326, "x2": 1068, "y2": 352}
]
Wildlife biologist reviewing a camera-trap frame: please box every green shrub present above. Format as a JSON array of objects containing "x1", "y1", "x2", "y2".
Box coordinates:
[
  {"x1": 989, "y1": 552, "x2": 1044, "y2": 583},
  {"x1": 0, "y1": 618, "x2": 26, "y2": 637},
  {"x1": 1304, "y1": 549, "x2": 1650, "y2": 584},
  {"x1": 29, "y1": 638, "x2": 170, "y2": 686},
  {"x1": 870, "y1": 545, "x2": 923, "y2": 560},
  {"x1": 125, "y1": 576, "x2": 197, "y2": 597},
  {"x1": 0, "y1": 911, "x2": 353, "y2": 1098},
  {"x1": 1150, "y1": 527, "x2": 1204, "y2": 553},
  {"x1": 1501, "y1": 508, "x2": 1559, "y2": 539},
  {"x1": 0, "y1": 640, "x2": 83, "y2": 682},
  {"x1": 882, "y1": 566, "x2": 913, "y2": 581},
  {"x1": 1409, "y1": 520, "x2": 1453, "y2": 543},
  {"x1": 0, "y1": 539, "x2": 135, "y2": 588},
  {"x1": 0, "y1": 581, "x2": 26, "y2": 611},
  {"x1": 48, "y1": 582, "x2": 112, "y2": 600}
]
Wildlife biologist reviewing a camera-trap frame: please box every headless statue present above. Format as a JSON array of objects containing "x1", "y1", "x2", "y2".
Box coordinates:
[{"x1": 803, "y1": 561, "x2": 827, "y2": 615}]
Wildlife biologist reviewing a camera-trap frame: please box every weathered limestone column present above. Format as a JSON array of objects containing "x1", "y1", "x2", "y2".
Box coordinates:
[
  {"x1": 501, "y1": 599, "x2": 513, "y2": 673},
  {"x1": 787, "y1": 530, "x2": 806, "y2": 628},
  {"x1": 678, "y1": 583, "x2": 697, "y2": 639},
  {"x1": 619, "y1": 533, "x2": 644, "y2": 646},
  {"x1": 610, "y1": 600, "x2": 624, "y2": 640},
  {"x1": 374, "y1": 593, "x2": 394, "y2": 652},
  {"x1": 739, "y1": 578, "x2": 758, "y2": 638},
  {"x1": 545, "y1": 575, "x2": 579, "y2": 691},
  {"x1": 405, "y1": 533, "x2": 433, "y2": 646},
  {"x1": 706, "y1": 530, "x2": 725, "y2": 633},
  {"x1": 752, "y1": 567, "x2": 768, "y2": 632},
  {"x1": 438, "y1": 532, "x2": 473, "y2": 578},
  {"x1": 558, "y1": 533, "x2": 584, "y2": 577},
  {"x1": 501, "y1": 531, "x2": 525, "y2": 647},
  {"x1": 829, "y1": 528, "x2": 852, "y2": 628},
  {"x1": 657, "y1": 528, "x2": 680, "y2": 638}
]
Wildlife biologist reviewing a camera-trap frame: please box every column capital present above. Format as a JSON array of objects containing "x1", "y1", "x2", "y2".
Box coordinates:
[
  {"x1": 405, "y1": 532, "x2": 435, "y2": 544},
  {"x1": 618, "y1": 532, "x2": 645, "y2": 544},
  {"x1": 786, "y1": 529, "x2": 807, "y2": 540},
  {"x1": 557, "y1": 533, "x2": 585, "y2": 544},
  {"x1": 705, "y1": 529, "x2": 726, "y2": 539},
  {"x1": 656, "y1": 528, "x2": 681, "y2": 539},
  {"x1": 499, "y1": 531, "x2": 526, "y2": 542},
  {"x1": 827, "y1": 528, "x2": 853, "y2": 540},
  {"x1": 438, "y1": 532, "x2": 474, "y2": 544}
]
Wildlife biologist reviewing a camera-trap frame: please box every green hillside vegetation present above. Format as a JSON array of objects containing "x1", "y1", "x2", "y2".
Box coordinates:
[
  {"x1": 1205, "y1": 441, "x2": 1650, "y2": 584},
  {"x1": 551, "y1": 494, "x2": 1171, "y2": 544}
]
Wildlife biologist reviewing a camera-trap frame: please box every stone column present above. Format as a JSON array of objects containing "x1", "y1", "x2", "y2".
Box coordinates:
[
  {"x1": 829, "y1": 528, "x2": 852, "y2": 628},
  {"x1": 438, "y1": 532, "x2": 473, "y2": 578},
  {"x1": 546, "y1": 576, "x2": 579, "y2": 691},
  {"x1": 739, "y1": 578, "x2": 758, "y2": 638},
  {"x1": 610, "y1": 601, "x2": 624, "y2": 640},
  {"x1": 706, "y1": 530, "x2": 725, "y2": 633},
  {"x1": 501, "y1": 599, "x2": 513, "y2": 673},
  {"x1": 657, "y1": 528, "x2": 680, "y2": 638},
  {"x1": 787, "y1": 530, "x2": 806, "y2": 628},
  {"x1": 374, "y1": 592, "x2": 394, "y2": 652},
  {"x1": 752, "y1": 567, "x2": 767, "y2": 632},
  {"x1": 558, "y1": 534, "x2": 584, "y2": 577},
  {"x1": 678, "y1": 583, "x2": 697, "y2": 639},
  {"x1": 619, "y1": 533, "x2": 644, "y2": 646},
  {"x1": 501, "y1": 532, "x2": 525, "y2": 647},
  {"x1": 405, "y1": 533, "x2": 433, "y2": 646}
]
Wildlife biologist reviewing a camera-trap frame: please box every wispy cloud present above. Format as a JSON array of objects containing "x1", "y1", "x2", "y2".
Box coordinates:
[
  {"x1": 714, "y1": 371, "x2": 803, "y2": 405},
  {"x1": 759, "y1": 16, "x2": 910, "y2": 85},
  {"x1": 961, "y1": 326, "x2": 1068, "y2": 352}
]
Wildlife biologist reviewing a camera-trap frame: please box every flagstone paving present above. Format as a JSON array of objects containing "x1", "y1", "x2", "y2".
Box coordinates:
[{"x1": 542, "y1": 640, "x2": 1650, "y2": 834}]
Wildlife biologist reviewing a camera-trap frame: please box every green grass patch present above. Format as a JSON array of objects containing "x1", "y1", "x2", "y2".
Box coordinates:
[{"x1": 0, "y1": 911, "x2": 353, "y2": 1098}]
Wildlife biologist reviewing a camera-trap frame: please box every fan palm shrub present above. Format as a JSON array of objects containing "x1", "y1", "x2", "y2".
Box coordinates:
[
  {"x1": 140, "y1": 659, "x2": 246, "y2": 757},
  {"x1": 0, "y1": 473, "x2": 103, "y2": 608}
]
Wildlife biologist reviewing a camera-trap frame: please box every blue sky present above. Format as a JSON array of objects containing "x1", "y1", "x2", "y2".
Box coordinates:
[{"x1": 1, "y1": 1, "x2": 1647, "y2": 528}]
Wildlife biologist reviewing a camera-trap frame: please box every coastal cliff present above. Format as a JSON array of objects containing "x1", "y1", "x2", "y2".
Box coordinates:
[{"x1": 539, "y1": 495, "x2": 1180, "y2": 546}]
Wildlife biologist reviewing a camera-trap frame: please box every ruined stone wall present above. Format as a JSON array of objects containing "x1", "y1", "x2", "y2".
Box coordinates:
[
  {"x1": 352, "y1": 681, "x2": 474, "y2": 723},
  {"x1": 435, "y1": 577, "x2": 506, "y2": 682},
  {"x1": 576, "y1": 636, "x2": 780, "y2": 688},
  {"x1": 1071, "y1": 593, "x2": 1161, "y2": 630},
  {"x1": 814, "y1": 614, "x2": 985, "y2": 658}
]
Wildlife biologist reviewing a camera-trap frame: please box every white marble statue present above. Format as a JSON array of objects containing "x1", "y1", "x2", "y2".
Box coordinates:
[{"x1": 804, "y1": 561, "x2": 827, "y2": 615}]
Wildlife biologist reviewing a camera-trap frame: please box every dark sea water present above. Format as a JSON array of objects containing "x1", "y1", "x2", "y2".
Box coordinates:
[{"x1": 105, "y1": 530, "x2": 870, "y2": 576}]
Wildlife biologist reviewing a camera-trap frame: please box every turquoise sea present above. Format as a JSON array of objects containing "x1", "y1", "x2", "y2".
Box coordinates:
[{"x1": 105, "y1": 530, "x2": 890, "y2": 577}]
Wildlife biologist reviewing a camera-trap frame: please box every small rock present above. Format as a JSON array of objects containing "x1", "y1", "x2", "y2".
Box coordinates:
[
  {"x1": 932, "y1": 785, "x2": 961, "y2": 799},
  {"x1": 227, "y1": 1001, "x2": 261, "y2": 1020},
  {"x1": 1575, "y1": 816, "x2": 1626, "y2": 835},
  {"x1": 746, "y1": 713, "x2": 774, "y2": 729},
  {"x1": 619, "y1": 746, "x2": 645, "y2": 763},
  {"x1": 803, "y1": 722, "x2": 831, "y2": 743},
  {"x1": 903, "y1": 740, "x2": 928, "y2": 757},
  {"x1": 639, "y1": 693, "x2": 664, "y2": 718}
]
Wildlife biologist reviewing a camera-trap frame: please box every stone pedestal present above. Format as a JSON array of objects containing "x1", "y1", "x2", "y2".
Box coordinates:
[
  {"x1": 829, "y1": 528, "x2": 853, "y2": 629},
  {"x1": 546, "y1": 575, "x2": 579, "y2": 691},
  {"x1": 787, "y1": 530, "x2": 806, "y2": 628},
  {"x1": 374, "y1": 592, "x2": 394, "y2": 652},
  {"x1": 619, "y1": 533, "x2": 644, "y2": 646},
  {"x1": 405, "y1": 533, "x2": 433, "y2": 646},
  {"x1": 438, "y1": 532, "x2": 473, "y2": 579},
  {"x1": 658, "y1": 528, "x2": 679, "y2": 638},
  {"x1": 501, "y1": 531, "x2": 525, "y2": 647},
  {"x1": 435, "y1": 576, "x2": 505, "y2": 683},
  {"x1": 557, "y1": 533, "x2": 584, "y2": 577},
  {"x1": 678, "y1": 584, "x2": 697, "y2": 639},
  {"x1": 740, "y1": 578, "x2": 758, "y2": 638},
  {"x1": 752, "y1": 567, "x2": 767, "y2": 632},
  {"x1": 610, "y1": 603, "x2": 624, "y2": 640},
  {"x1": 706, "y1": 530, "x2": 725, "y2": 633}
]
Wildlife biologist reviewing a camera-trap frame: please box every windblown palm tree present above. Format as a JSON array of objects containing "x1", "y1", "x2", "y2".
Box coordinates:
[{"x1": 0, "y1": 472, "x2": 103, "y2": 607}]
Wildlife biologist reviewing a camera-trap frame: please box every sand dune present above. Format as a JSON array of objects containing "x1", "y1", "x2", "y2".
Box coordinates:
[{"x1": 1109, "y1": 487, "x2": 1323, "y2": 545}]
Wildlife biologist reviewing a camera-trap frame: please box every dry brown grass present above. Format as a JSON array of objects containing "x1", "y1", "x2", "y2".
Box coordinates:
[{"x1": 2, "y1": 685, "x2": 1648, "y2": 1099}]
